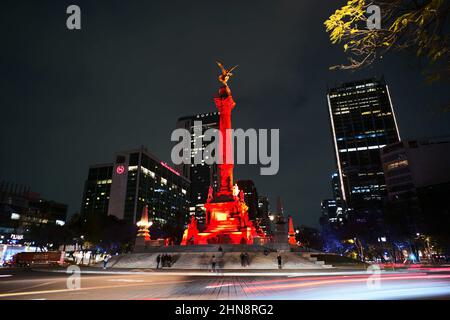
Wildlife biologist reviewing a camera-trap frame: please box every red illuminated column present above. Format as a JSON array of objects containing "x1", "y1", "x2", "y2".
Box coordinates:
[{"x1": 214, "y1": 87, "x2": 235, "y2": 198}]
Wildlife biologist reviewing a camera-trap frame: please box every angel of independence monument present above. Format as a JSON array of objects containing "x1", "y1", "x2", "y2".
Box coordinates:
[{"x1": 181, "y1": 62, "x2": 264, "y2": 245}]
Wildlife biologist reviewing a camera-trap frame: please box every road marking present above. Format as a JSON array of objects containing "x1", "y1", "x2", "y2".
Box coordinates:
[
  {"x1": 206, "y1": 283, "x2": 233, "y2": 289},
  {"x1": 4, "y1": 281, "x2": 57, "y2": 294},
  {"x1": 0, "y1": 275, "x2": 12, "y2": 278}
]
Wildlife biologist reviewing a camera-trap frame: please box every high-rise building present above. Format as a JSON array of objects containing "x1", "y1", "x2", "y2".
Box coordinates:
[
  {"x1": 176, "y1": 112, "x2": 219, "y2": 226},
  {"x1": 327, "y1": 78, "x2": 401, "y2": 221},
  {"x1": 0, "y1": 182, "x2": 67, "y2": 244},
  {"x1": 331, "y1": 172, "x2": 342, "y2": 201},
  {"x1": 80, "y1": 164, "x2": 113, "y2": 216},
  {"x1": 236, "y1": 180, "x2": 259, "y2": 220},
  {"x1": 80, "y1": 146, "x2": 190, "y2": 240},
  {"x1": 381, "y1": 136, "x2": 450, "y2": 238},
  {"x1": 257, "y1": 195, "x2": 272, "y2": 235},
  {"x1": 381, "y1": 137, "x2": 450, "y2": 201},
  {"x1": 320, "y1": 199, "x2": 345, "y2": 226},
  {"x1": 321, "y1": 172, "x2": 346, "y2": 226}
]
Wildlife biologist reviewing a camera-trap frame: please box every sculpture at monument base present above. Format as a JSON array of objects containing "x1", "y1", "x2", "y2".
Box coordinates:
[
  {"x1": 181, "y1": 215, "x2": 199, "y2": 245},
  {"x1": 288, "y1": 215, "x2": 297, "y2": 245},
  {"x1": 135, "y1": 205, "x2": 152, "y2": 249}
]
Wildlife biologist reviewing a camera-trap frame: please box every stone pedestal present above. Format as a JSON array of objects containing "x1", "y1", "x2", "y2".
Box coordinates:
[{"x1": 134, "y1": 236, "x2": 148, "y2": 251}]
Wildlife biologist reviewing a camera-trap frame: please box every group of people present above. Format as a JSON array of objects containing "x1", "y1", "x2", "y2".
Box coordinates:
[
  {"x1": 156, "y1": 254, "x2": 174, "y2": 268},
  {"x1": 240, "y1": 252, "x2": 250, "y2": 267},
  {"x1": 154, "y1": 250, "x2": 282, "y2": 270}
]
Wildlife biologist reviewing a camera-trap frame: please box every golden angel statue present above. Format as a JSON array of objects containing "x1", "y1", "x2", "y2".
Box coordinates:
[{"x1": 216, "y1": 61, "x2": 238, "y2": 88}]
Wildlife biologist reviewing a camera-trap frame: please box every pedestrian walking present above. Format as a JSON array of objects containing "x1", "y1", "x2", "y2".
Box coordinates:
[
  {"x1": 211, "y1": 255, "x2": 216, "y2": 272},
  {"x1": 277, "y1": 253, "x2": 282, "y2": 269},
  {"x1": 156, "y1": 254, "x2": 161, "y2": 269},
  {"x1": 240, "y1": 252, "x2": 245, "y2": 267},
  {"x1": 244, "y1": 252, "x2": 250, "y2": 267},
  {"x1": 103, "y1": 254, "x2": 111, "y2": 270}
]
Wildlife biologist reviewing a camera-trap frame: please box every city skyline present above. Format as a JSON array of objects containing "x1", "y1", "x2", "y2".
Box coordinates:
[
  {"x1": 1, "y1": 1, "x2": 448, "y2": 227},
  {"x1": 2, "y1": 0, "x2": 450, "y2": 306}
]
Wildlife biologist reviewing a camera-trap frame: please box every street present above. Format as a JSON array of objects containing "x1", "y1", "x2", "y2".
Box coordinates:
[{"x1": 1, "y1": 267, "x2": 450, "y2": 300}]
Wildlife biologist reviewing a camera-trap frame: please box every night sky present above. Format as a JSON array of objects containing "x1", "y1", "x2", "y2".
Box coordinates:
[{"x1": 1, "y1": 1, "x2": 448, "y2": 227}]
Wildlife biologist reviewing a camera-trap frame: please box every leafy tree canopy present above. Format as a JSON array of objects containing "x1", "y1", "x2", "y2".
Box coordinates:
[{"x1": 325, "y1": 0, "x2": 449, "y2": 82}]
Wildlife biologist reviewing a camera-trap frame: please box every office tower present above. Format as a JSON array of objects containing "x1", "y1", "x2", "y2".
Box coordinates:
[
  {"x1": 0, "y1": 181, "x2": 67, "y2": 244},
  {"x1": 236, "y1": 180, "x2": 259, "y2": 220},
  {"x1": 80, "y1": 164, "x2": 113, "y2": 216},
  {"x1": 176, "y1": 112, "x2": 219, "y2": 226},
  {"x1": 381, "y1": 136, "x2": 450, "y2": 201},
  {"x1": 327, "y1": 78, "x2": 401, "y2": 221},
  {"x1": 80, "y1": 146, "x2": 190, "y2": 239},
  {"x1": 257, "y1": 195, "x2": 271, "y2": 233},
  {"x1": 381, "y1": 136, "x2": 450, "y2": 238},
  {"x1": 331, "y1": 171, "x2": 342, "y2": 201},
  {"x1": 321, "y1": 172, "x2": 347, "y2": 226}
]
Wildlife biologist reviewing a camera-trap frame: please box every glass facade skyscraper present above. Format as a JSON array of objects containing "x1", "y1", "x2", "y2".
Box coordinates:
[
  {"x1": 81, "y1": 164, "x2": 113, "y2": 216},
  {"x1": 327, "y1": 78, "x2": 400, "y2": 219},
  {"x1": 81, "y1": 146, "x2": 190, "y2": 240}
]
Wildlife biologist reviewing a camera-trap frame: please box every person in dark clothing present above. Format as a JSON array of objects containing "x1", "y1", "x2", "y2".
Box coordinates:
[
  {"x1": 156, "y1": 254, "x2": 161, "y2": 269},
  {"x1": 211, "y1": 255, "x2": 217, "y2": 272},
  {"x1": 218, "y1": 246, "x2": 223, "y2": 253},
  {"x1": 277, "y1": 254, "x2": 282, "y2": 269},
  {"x1": 168, "y1": 254, "x2": 172, "y2": 267},
  {"x1": 240, "y1": 253, "x2": 245, "y2": 267},
  {"x1": 164, "y1": 254, "x2": 169, "y2": 267}
]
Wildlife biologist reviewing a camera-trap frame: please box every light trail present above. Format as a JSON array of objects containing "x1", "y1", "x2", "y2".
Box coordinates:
[
  {"x1": 244, "y1": 274, "x2": 450, "y2": 292},
  {"x1": 0, "y1": 279, "x2": 193, "y2": 298},
  {"x1": 204, "y1": 272, "x2": 433, "y2": 289}
]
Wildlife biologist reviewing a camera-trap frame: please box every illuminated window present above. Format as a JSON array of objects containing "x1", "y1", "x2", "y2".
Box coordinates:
[
  {"x1": 141, "y1": 166, "x2": 155, "y2": 178},
  {"x1": 11, "y1": 213, "x2": 20, "y2": 220},
  {"x1": 387, "y1": 159, "x2": 409, "y2": 171}
]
